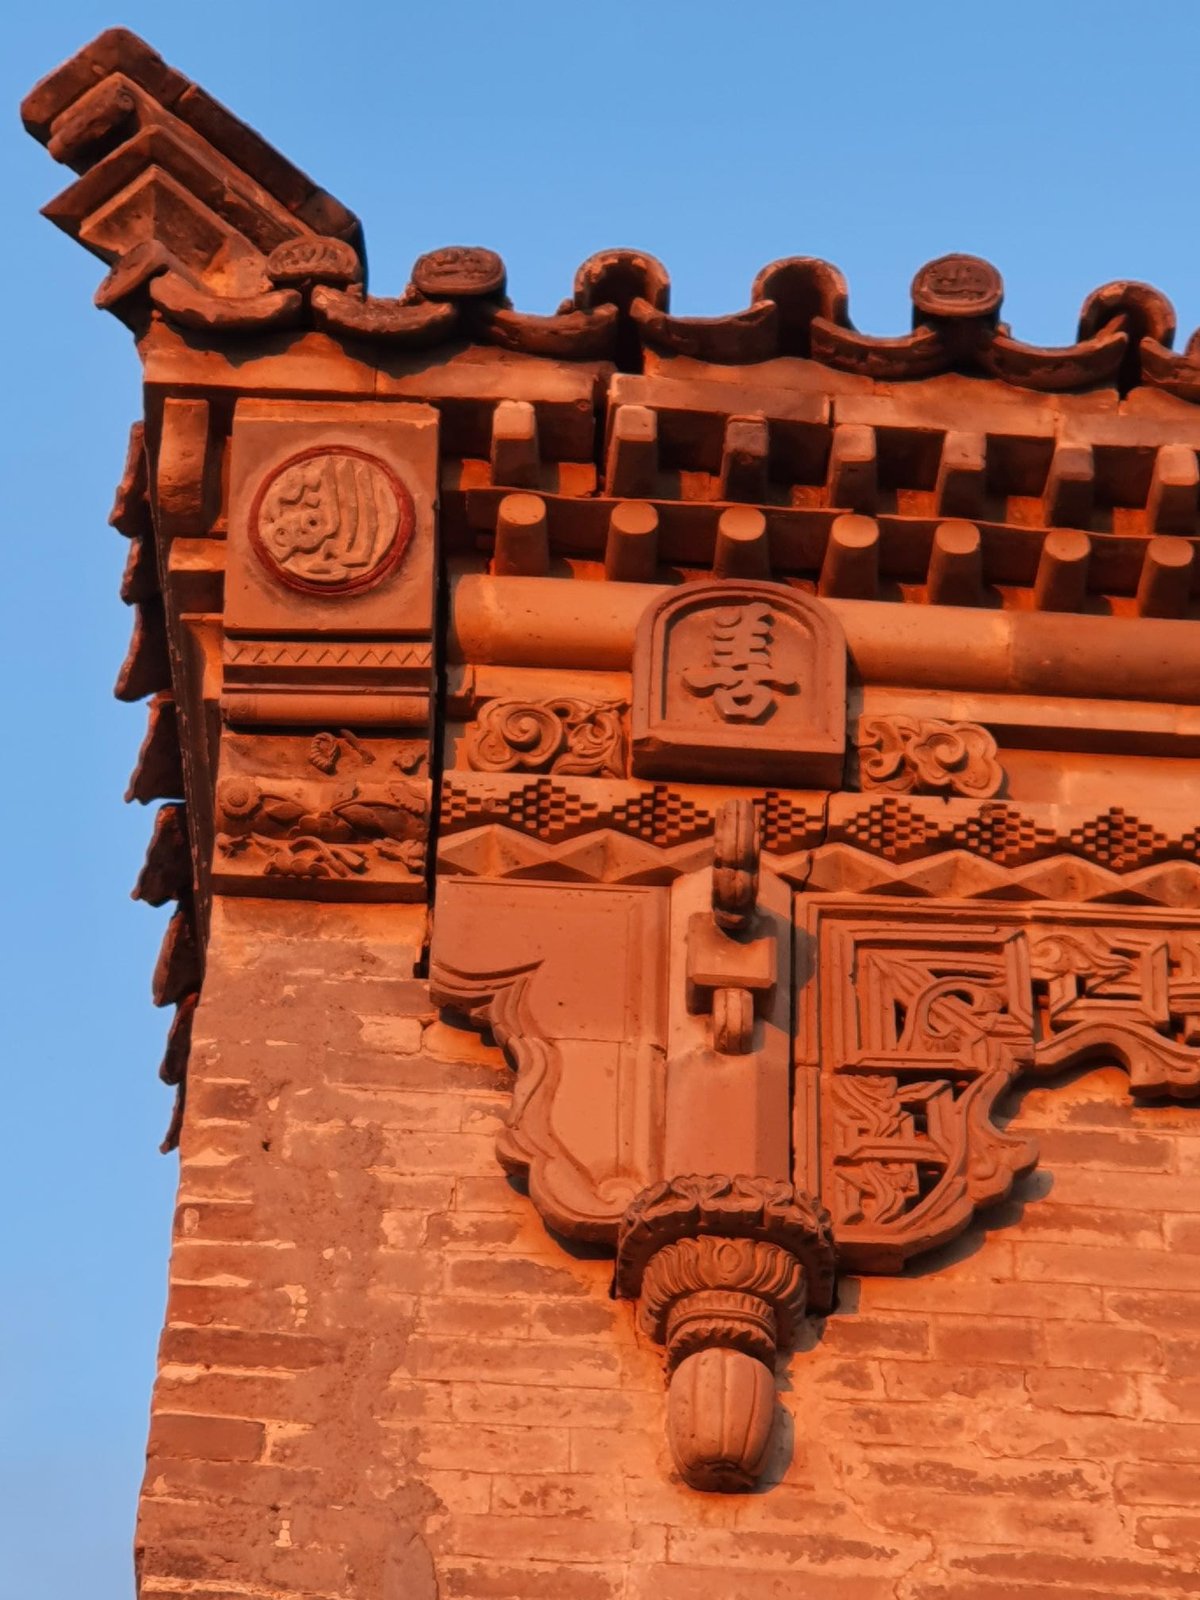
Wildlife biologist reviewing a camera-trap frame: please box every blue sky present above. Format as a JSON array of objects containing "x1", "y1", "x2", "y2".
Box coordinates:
[{"x1": 4, "y1": 3, "x2": 1200, "y2": 1594}]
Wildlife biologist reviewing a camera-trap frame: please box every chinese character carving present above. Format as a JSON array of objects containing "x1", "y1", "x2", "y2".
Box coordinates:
[{"x1": 681, "y1": 603, "x2": 800, "y2": 723}]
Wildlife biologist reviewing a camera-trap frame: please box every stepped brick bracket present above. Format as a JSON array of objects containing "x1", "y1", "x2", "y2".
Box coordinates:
[{"x1": 23, "y1": 25, "x2": 1200, "y2": 1594}]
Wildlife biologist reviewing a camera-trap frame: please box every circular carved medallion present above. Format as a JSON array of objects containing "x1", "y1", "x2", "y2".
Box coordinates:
[
  {"x1": 250, "y1": 447, "x2": 414, "y2": 594},
  {"x1": 911, "y1": 254, "x2": 1003, "y2": 320},
  {"x1": 411, "y1": 245, "x2": 506, "y2": 299}
]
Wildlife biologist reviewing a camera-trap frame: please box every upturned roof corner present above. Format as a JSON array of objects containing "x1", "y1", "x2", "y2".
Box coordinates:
[{"x1": 20, "y1": 27, "x2": 364, "y2": 329}]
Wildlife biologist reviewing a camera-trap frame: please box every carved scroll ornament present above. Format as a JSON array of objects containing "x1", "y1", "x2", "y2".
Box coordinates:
[
  {"x1": 465, "y1": 696, "x2": 626, "y2": 778},
  {"x1": 856, "y1": 715, "x2": 1003, "y2": 798}
]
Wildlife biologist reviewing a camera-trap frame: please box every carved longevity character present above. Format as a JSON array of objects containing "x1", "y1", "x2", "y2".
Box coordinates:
[{"x1": 682, "y1": 602, "x2": 800, "y2": 722}]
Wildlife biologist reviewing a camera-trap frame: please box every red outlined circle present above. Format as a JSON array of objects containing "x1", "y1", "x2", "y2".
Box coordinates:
[{"x1": 249, "y1": 445, "x2": 415, "y2": 597}]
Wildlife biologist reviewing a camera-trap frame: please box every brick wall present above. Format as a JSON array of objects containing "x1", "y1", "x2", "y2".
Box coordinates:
[{"x1": 137, "y1": 898, "x2": 1200, "y2": 1600}]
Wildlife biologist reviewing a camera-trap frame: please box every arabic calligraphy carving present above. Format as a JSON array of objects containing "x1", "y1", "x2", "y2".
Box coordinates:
[
  {"x1": 682, "y1": 602, "x2": 800, "y2": 723},
  {"x1": 250, "y1": 447, "x2": 414, "y2": 593},
  {"x1": 911, "y1": 253, "x2": 1004, "y2": 320}
]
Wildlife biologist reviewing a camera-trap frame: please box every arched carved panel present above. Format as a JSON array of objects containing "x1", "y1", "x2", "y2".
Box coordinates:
[{"x1": 631, "y1": 581, "x2": 847, "y2": 786}]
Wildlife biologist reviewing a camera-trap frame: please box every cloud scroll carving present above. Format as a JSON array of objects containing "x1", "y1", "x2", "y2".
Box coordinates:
[
  {"x1": 856, "y1": 715, "x2": 1003, "y2": 798},
  {"x1": 465, "y1": 697, "x2": 626, "y2": 778}
]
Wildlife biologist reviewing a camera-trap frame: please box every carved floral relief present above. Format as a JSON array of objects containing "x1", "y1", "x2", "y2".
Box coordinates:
[
  {"x1": 216, "y1": 775, "x2": 428, "y2": 882},
  {"x1": 213, "y1": 731, "x2": 429, "y2": 897}
]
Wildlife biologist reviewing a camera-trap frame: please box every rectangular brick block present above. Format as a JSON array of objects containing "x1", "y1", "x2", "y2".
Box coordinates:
[
  {"x1": 1015, "y1": 1242, "x2": 1200, "y2": 1291},
  {"x1": 159, "y1": 1326, "x2": 342, "y2": 1371},
  {"x1": 440, "y1": 1559, "x2": 624, "y2": 1600},
  {"x1": 409, "y1": 1422, "x2": 570, "y2": 1474},
  {"x1": 1044, "y1": 1320, "x2": 1162, "y2": 1372},
  {"x1": 1026, "y1": 1366, "x2": 1140, "y2": 1417},
  {"x1": 820, "y1": 1315, "x2": 930, "y2": 1357},
  {"x1": 407, "y1": 1336, "x2": 622, "y2": 1389},
  {"x1": 931, "y1": 1317, "x2": 1044, "y2": 1365},
  {"x1": 449, "y1": 1381, "x2": 635, "y2": 1428},
  {"x1": 148, "y1": 1412, "x2": 266, "y2": 1464},
  {"x1": 1116, "y1": 1461, "x2": 1200, "y2": 1505}
]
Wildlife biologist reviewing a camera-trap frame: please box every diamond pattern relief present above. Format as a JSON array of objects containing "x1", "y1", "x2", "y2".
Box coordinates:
[
  {"x1": 443, "y1": 778, "x2": 1194, "y2": 881},
  {"x1": 950, "y1": 803, "x2": 1056, "y2": 867},
  {"x1": 1068, "y1": 808, "x2": 1169, "y2": 870},
  {"x1": 439, "y1": 777, "x2": 601, "y2": 842},
  {"x1": 839, "y1": 798, "x2": 946, "y2": 860},
  {"x1": 757, "y1": 789, "x2": 823, "y2": 854},
  {"x1": 607, "y1": 785, "x2": 713, "y2": 846},
  {"x1": 503, "y1": 778, "x2": 594, "y2": 840}
]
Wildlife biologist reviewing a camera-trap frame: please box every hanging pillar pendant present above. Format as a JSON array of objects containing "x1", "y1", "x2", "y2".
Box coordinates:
[{"x1": 616, "y1": 1175, "x2": 836, "y2": 1491}]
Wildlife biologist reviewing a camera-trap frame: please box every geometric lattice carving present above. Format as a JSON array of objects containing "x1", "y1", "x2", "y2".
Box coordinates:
[
  {"x1": 607, "y1": 786, "x2": 714, "y2": 846},
  {"x1": 439, "y1": 776, "x2": 714, "y2": 847},
  {"x1": 755, "y1": 788, "x2": 826, "y2": 853},
  {"x1": 799, "y1": 901, "x2": 1200, "y2": 1275}
]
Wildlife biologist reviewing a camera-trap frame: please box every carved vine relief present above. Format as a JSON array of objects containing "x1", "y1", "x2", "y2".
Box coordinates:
[
  {"x1": 214, "y1": 732, "x2": 429, "y2": 891},
  {"x1": 216, "y1": 775, "x2": 427, "y2": 881}
]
